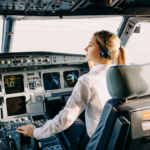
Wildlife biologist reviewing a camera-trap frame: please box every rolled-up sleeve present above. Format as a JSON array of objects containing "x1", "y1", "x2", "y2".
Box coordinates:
[{"x1": 33, "y1": 76, "x2": 91, "y2": 140}]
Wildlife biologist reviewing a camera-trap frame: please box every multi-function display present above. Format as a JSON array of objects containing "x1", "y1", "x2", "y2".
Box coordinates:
[
  {"x1": 43, "y1": 72, "x2": 61, "y2": 90},
  {"x1": 6, "y1": 96, "x2": 26, "y2": 116},
  {"x1": 63, "y1": 70, "x2": 79, "y2": 88},
  {"x1": 4, "y1": 75, "x2": 24, "y2": 94}
]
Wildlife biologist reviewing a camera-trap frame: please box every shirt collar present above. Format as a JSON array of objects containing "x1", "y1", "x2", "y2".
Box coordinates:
[{"x1": 90, "y1": 64, "x2": 115, "y2": 72}]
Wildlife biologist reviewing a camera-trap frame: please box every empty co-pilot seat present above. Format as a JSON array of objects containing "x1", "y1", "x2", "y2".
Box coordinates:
[{"x1": 85, "y1": 63, "x2": 150, "y2": 150}]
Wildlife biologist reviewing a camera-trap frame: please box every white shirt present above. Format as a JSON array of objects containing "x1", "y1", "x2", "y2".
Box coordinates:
[{"x1": 33, "y1": 64, "x2": 114, "y2": 140}]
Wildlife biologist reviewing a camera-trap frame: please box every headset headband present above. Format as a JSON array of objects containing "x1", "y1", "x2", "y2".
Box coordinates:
[{"x1": 102, "y1": 30, "x2": 115, "y2": 47}]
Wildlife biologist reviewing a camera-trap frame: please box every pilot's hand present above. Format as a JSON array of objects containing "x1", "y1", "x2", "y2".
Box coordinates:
[
  {"x1": 88, "y1": 61, "x2": 96, "y2": 70},
  {"x1": 16, "y1": 124, "x2": 36, "y2": 138}
]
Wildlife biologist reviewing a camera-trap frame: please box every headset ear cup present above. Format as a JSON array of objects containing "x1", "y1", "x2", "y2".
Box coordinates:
[
  {"x1": 105, "y1": 47, "x2": 111, "y2": 59},
  {"x1": 100, "y1": 48, "x2": 104, "y2": 58},
  {"x1": 100, "y1": 48, "x2": 111, "y2": 59}
]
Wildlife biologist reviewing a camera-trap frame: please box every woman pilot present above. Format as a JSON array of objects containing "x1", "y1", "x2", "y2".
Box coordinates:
[{"x1": 16, "y1": 30, "x2": 128, "y2": 150}]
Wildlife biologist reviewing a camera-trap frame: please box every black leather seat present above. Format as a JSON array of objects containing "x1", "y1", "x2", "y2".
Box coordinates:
[{"x1": 85, "y1": 63, "x2": 150, "y2": 150}]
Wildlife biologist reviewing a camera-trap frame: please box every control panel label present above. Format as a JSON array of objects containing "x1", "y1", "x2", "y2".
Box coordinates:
[{"x1": 143, "y1": 112, "x2": 150, "y2": 119}]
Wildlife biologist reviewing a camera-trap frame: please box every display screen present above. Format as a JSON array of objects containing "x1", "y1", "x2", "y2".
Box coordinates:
[
  {"x1": 6, "y1": 96, "x2": 26, "y2": 116},
  {"x1": 4, "y1": 75, "x2": 24, "y2": 94},
  {"x1": 64, "y1": 70, "x2": 79, "y2": 88},
  {"x1": 32, "y1": 115, "x2": 45, "y2": 122},
  {"x1": 27, "y1": 73, "x2": 34, "y2": 76},
  {"x1": 43, "y1": 72, "x2": 61, "y2": 90}
]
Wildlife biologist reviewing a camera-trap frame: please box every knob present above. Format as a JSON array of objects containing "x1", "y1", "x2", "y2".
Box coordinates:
[
  {"x1": 26, "y1": 59, "x2": 30, "y2": 63},
  {"x1": 20, "y1": 59, "x2": 23, "y2": 63},
  {"x1": 18, "y1": 118, "x2": 21, "y2": 122},
  {"x1": 7, "y1": 60, "x2": 10, "y2": 64},
  {"x1": 38, "y1": 58, "x2": 43, "y2": 62},
  {"x1": 45, "y1": 58, "x2": 49, "y2": 62},
  {"x1": 52, "y1": 8, "x2": 55, "y2": 13},
  {"x1": 1, "y1": 61, "x2": 4, "y2": 64},
  {"x1": 24, "y1": 117, "x2": 28, "y2": 121},
  {"x1": 0, "y1": 141, "x2": 4, "y2": 145},
  {"x1": 12, "y1": 119, "x2": 16, "y2": 123},
  {"x1": 7, "y1": 120, "x2": 10, "y2": 124},
  {"x1": 33, "y1": 58, "x2": 37, "y2": 62}
]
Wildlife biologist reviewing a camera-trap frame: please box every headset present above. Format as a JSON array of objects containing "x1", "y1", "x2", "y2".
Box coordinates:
[{"x1": 100, "y1": 30, "x2": 115, "y2": 59}]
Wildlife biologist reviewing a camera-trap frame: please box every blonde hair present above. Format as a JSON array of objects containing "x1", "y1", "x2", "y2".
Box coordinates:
[{"x1": 93, "y1": 30, "x2": 128, "y2": 65}]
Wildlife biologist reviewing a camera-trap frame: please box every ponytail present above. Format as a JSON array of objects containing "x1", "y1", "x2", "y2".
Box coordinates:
[{"x1": 115, "y1": 46, "x2": 128, "y2": 65}]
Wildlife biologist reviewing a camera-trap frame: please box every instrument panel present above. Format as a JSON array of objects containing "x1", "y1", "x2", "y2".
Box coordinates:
[
  {"x1": 0, "y1": 67, "x2": 86, "y2": 118},
  {"x1": 0, "y1": 53, "x2": 86, "y2": 68},
  {"x1": 0, "y1": 52, "x2": 88, "y2": 119},
  {"x1": 0, "y1": 52, "x2": 89, "y2": 150}
]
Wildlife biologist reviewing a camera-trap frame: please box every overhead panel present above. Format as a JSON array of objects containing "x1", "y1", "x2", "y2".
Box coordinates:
[
  {"x1": 0, "y1": 0, "x2": 84, "y2": 13},
  {"x1": 0, "y1": 0, "x2": 148, "y2": 18}
]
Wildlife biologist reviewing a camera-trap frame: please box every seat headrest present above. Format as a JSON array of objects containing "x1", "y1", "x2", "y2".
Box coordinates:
[{"x1": 106, "y1": 64, "x2": 150, "y2": 100}]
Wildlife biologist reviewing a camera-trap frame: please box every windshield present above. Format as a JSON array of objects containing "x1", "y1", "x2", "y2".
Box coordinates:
[
  {"x1": 0, "y1": 20, "x2": 3, "y2": 49},
  {"x1": 11, "y1": 17, "x2": 122, "y2": 54}
]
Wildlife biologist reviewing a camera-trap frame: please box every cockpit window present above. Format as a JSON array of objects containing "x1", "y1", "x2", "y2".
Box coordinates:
[
  {"x1": 125, "y1": 23, "x2": 150, "y2": 65},
  {"x1": 0, "y1": 20, "x2": 3, "y2": 50},
  {"x1": 11, "y1": 17, "x2": 122, "y2": 54}
]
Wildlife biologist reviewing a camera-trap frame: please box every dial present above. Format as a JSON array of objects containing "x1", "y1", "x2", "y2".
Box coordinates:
[{"x1": 36, "y1": 95, "x2": 42, "y2": 102}]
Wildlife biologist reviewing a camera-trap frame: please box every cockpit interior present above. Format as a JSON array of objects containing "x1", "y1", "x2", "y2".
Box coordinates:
[
  {"x1": 0, "y1": 52, "x2": 89, "y2": 150},
  {"x1": 0, "y1": 0, "x2": 150, "y2": 150}
]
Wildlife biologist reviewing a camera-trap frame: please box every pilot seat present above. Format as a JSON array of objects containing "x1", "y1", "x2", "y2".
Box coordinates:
[
  {"x1": 63, "y1": 63, "x2": 150, "y2": 150},
  {"x1": 85, "y1": 63, "x2": 150, "y2": 150}
]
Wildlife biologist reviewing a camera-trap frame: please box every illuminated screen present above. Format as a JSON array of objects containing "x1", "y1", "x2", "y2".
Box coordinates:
[
  {"x1": 43, "y1": 72, "x2": 61, "y2": 90},
  {"x1": 6, "y1": 96, "x2": 26, "y2": 116},
  {"x1": 64, "y1": 70, "x2": 79, "y2": 88},
  {"x1": 4, "y1": 75, "x2": 24, "y2": 94}
]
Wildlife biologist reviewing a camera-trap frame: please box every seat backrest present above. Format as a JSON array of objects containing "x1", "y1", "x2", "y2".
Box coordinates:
[{"x1": 85, "y1": 63, "x2": 150, "y2": 150}]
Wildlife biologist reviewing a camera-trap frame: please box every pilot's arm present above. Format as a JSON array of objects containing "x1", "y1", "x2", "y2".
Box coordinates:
[{"x1": 16, "y1": 76, "x2": 91, "y2": 140}]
